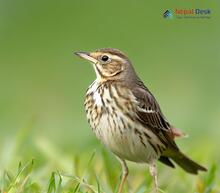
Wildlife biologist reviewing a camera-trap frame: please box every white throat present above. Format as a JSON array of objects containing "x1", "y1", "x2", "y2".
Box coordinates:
[{"x1": 92, "y1": 63, "x2": 102, "y2": 82}]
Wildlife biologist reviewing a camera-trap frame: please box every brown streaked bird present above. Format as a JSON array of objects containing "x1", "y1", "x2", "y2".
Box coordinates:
[{"x1": 75, "y1": 48, "x2": 206, "y2": 193}]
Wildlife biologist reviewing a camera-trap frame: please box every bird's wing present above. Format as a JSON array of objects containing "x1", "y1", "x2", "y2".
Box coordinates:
[{"x1": 131, "y1": 84, "x2": 179, "y2": 150}]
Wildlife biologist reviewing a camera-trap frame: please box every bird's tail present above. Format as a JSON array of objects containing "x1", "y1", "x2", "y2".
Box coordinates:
[{"x1": 171, "y1": 151, "x2": 207, "y2": 174}]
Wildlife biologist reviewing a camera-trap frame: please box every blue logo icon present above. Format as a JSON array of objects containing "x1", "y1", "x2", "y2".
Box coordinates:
[{"x1": 163, "y1": 10, "x2": 173, "y2": 18}]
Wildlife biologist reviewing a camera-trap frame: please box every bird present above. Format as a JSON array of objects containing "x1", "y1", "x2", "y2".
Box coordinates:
[{"x1": 74, "y1": 48, "x2": 207, "y2": 193}]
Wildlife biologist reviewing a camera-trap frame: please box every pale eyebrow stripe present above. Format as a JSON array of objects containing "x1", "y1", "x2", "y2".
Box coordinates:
[
  {"x1": 108, "y1": 54, "x2": 124, "y2": 61},
  {"x1": 93, "y1": 52, "x2": 125, "y2": 61}
]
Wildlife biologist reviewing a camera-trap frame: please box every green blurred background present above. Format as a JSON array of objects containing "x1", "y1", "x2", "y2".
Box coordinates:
[{"x1": 0, "y1": 0, "x2": 220, "y2": 192}]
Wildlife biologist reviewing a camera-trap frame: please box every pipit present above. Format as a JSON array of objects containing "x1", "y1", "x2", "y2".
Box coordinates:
[{"x1": 75, "y1": 48, "x2": 206, "y2": 193}]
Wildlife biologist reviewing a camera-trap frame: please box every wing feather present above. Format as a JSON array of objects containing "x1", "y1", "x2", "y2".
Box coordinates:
[{"x1": 131, "y1": 82, "x2": 178, "y2": 150}]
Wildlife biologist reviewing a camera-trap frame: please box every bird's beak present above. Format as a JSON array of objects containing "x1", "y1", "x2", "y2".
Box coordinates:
[{"x1": 74, "y1": 51, "x2": 98, "y2": 64}]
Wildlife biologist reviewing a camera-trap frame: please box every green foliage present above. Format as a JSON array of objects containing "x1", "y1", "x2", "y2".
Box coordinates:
[
  {"x1": 196, "y1": 164, "x2": 218, "y2": 193},
  {"x1": 1, "y1": 159, "x2": 37, "y2": 193},
  {"x1": 0, "y1": 129, "x2": 219, "y2": 193},
  {"x1": 1, "y1": 158, "x2": 219, "y2": 193}
]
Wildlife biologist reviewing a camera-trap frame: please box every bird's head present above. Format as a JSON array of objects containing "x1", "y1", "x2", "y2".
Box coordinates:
[{"x1": 75, "y1": 48, "x2": 135, "y2": 82}]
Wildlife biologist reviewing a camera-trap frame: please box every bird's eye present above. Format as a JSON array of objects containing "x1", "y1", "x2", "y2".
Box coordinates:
[{"x1": 101, "y1": 55, "x2": 109, "y2": 62}]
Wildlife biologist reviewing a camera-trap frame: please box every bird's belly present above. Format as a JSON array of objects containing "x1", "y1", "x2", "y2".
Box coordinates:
[
  {"x1": 93, "y1": 113, "x2": 161, "y2": 163},
  {"x1": 85, "y1": 82, "x2": 164, "y2": 163}
]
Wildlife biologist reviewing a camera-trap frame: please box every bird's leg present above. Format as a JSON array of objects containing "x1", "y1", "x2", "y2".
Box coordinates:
[
  {"x1": 116, "y1": 157, "x2": 129, "y2": 193},
  {"x1": 149, "y1": 160, "x2": 158, "y2": 193}
]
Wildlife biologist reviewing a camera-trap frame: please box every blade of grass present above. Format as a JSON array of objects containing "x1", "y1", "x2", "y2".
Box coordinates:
[
  {"x1": 47, "y1": 172, "x2": 56, "y2": 193},
  {"x1": 73, "y1": 182, "x2": 80, "y2": 193}
]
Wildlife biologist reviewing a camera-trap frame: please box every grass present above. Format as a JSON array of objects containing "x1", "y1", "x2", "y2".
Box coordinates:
[
  {"x1": 1, "y1": 154, "x2": 219, "y2": 193},
  {"x1": 0, "y1": 124, "x2": 219, "y2": 193}
]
